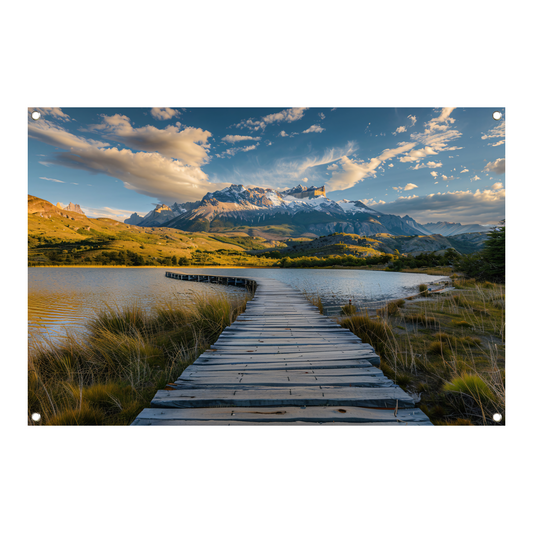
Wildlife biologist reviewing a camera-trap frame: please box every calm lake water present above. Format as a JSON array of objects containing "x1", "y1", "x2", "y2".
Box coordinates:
[{"x1": 28, "y1": 267, "x2": 447, "y2": 344}]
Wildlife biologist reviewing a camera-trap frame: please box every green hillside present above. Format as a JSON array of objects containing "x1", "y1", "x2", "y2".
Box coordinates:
[{"x1": 28, "y1": 195, "x2": 274, "y2": 267}]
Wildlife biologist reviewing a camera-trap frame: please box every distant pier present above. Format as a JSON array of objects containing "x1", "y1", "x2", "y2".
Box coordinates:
[{"x1": 131, "y1": 271, "x2": 432, "y2": 425}]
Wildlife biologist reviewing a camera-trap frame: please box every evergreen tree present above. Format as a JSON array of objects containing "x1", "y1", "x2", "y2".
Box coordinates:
[{"x1": 483, "y1": 220, "x2": 505, "y2": 282}]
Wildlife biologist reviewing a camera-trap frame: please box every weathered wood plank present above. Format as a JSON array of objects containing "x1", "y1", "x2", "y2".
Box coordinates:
[
  {"x1": 179, "y1": 367, "x2": 383, "y2": 379},
  {"x1": 151, "y1": 386, "x2": 415, "y2": 409},
  {"x1": 134, "y1": 406, "x2": 431, "y2": 424}
]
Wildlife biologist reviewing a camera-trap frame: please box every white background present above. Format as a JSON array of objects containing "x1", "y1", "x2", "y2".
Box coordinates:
[{"x1": 2, "y1": 1, "x2": 530, "y2": 532}]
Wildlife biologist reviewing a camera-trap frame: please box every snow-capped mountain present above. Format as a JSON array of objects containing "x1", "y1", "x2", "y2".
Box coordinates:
[{"x1": 124, "y1": 184, "x2": 485, "y2": 238}]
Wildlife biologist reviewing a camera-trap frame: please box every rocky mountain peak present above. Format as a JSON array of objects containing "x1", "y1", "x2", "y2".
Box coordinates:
[{"x1": 56, "y1": 202, "x2": 85, "y2": 215}]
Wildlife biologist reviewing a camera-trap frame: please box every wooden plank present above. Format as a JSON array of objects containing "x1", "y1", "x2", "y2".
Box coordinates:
[
  {"x1": 150, "y1": 386, "x2": 415, "y2": 409},
  {"x1": 173, "y1": 376, "x2": 395, "y2": 388},
  {"x1": 179, "y1": 367, "x2": 383, "y2": 378},
  {"x1": 178, "y1": 360, "x2": 374, "y2": 372},
  {"x1": 196, "y1": 353, "x2": 380, "y2": 366},
  {"x1": 134, "y1": 406, "x2": 432, "y2": 424},
  {"x1": 133, "y1": 419, "x2": 432, "y2": 426}
]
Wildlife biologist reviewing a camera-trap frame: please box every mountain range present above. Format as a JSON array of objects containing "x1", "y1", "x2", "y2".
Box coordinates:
[{"x1": 125, "y1": 184, "x2": 491, "y2": 238}]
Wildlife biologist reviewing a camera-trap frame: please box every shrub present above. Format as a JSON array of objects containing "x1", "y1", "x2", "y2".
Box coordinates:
[
  {"x1": 443, "y1": 373, "x2": 496, "y2": 406},
  {"x1": 48, "y1": 404, "x2": 106, "y2": 426},
  {"x1": 418, "y1": 283, "x2": 428, "y2": 296},
  {"x1": 427, "y1": 340, "x2": 450, "y2": 356},
  {"x1": 404, "y1": 314, "x2": 439, "y2": 328},
  {"x1": 341, "y1": 303, "x2": 357, "y2": 316},
  {"x1": 451, "y1": 319, "x2": 471, "y2": 328}
]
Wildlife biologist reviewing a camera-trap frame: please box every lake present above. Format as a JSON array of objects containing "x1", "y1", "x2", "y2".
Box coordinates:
[{"x1": 28, "y1": 267, "x2": 447, "y2": 343}]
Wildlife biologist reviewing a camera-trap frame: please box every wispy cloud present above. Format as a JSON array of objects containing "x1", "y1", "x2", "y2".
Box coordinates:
[
  {"x1": 29, "y1": 107, "x2": 71, "y2": 121},
  {"x1": 392, "y1": 114, "x2": 417, "y2": 135},
  {"x1": 85, "y1": 114, "x2": 211, "y2": 166},
  {"x1": 216, "y1": 144, "x2": 258, "y2": 158},
  {"x1": 302, "y1": 124, "x2": 325, "y2": 134},
  {"x1": 481, "y1": 121, "x2": 505, "y2": 140},
  {"x1": 221, "y1": 135, "x2": 261, "y2": 143},
  {"x1": 233, "y1": 107, "x2": 308, "y2": 131},
  {"x1": 483, "y1": 158, "x2": 505, "y2": 174},
  {"x1": 151, "y1": 108, "x2": 181, "y2": 120},
  {"x1": 39, "y1": 177, "x2": 65, "y2": 183},
  {"x1": 399, "y1": 108, "x2": 462, "y2": 163},
  {"x1": 326, "y1": 142, "x2": 417, "y2": 191}
]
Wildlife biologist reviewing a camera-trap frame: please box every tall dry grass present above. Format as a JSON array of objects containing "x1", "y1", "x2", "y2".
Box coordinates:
[
  {"x1": 28, "y1": 292, "x2": 249, "y2": 425},
  {"x1": 336, "y1": 282, "x2": 505, "y2": 425}
]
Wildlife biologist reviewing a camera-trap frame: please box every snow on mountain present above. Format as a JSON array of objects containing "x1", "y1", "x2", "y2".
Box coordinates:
[{"x1": 124, "y1": 183, "x2": 489, "y2": 239}]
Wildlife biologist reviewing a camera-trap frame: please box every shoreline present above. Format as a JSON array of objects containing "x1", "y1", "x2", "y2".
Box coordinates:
[{"x1": 27, "y1": 264, "x2": 454, "y2": 277}]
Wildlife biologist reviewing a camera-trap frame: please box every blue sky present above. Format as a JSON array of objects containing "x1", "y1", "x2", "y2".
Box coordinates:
[{"x1": 28, "y1": 107, "x2": 505, "y2": 225}]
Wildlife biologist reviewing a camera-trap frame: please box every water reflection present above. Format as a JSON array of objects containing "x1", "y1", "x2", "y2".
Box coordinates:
[{"x1": 29, "y1": 267, "x2": 447, "y2": 344}]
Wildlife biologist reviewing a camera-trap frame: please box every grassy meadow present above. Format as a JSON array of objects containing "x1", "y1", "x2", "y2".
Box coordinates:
[
  {"x1": 335, "y1": 278, "x2": 505, "y2": 425},
  {"x1": 28, "y1": 292, "x2": 250, "y2": 425}
]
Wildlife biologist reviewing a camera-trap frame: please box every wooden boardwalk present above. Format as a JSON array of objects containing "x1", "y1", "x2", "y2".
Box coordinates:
[{"x1": 132, "y1": 273, "x2": 432, "y2": 426}]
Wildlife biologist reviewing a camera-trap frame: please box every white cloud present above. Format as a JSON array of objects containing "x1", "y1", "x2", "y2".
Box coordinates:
[
  {"x1": 392, "y1": 125, "x2": 407, "y2": 135},
  {"x1": 401, "y1": 108, "x2": 462, "y2": 163},
  {"x1": 361, "y1": 198, "x2": 386, "y2": 206},
  {"x1": 221, "y1": 135, "x2": 261, "y2": 143},
  {"x1": 388, "y1": 163, "x2": 394, "y2": 167},
  {"x1": 263, "y1": 107, "x2": 308, "y2": 124},
  {"x1": 39, "y1": 177, "x2": 65, "y2": 183},
  {"x1": 398, "y1": 194, "x2": 419, "y2": 200},
  {"x1": 150, "y1": 108, "x2": 181, "y2": 120},
  {"x1": 404, "y1": 183, "x2": 418, "y2": 191},
  {"x1": 490, "y1": 139, "x2": 505, "y2": 147},
  {"x1": 302, "y1": 124, "x2": 325, "y2": 134},
  {"x1": 430, "y1": 171, "x2": 438, "y2": 178},
  {"x1": 326, "y1": 142, "x2": 417, "y2": 191},
  {"x1": 302, "y1": 177, "x2": 308, "y2": 182},
  {"x1": 318, "y1": 112, "x2": 325, "y2": 120},
  {"x1": 278, "y1": 130, "x2": 288, "y2": 137},
  {"x1": 29, "y1": 107, "x2": 70, "y2": 121},
  {"x1": 29, "y1": 119, "x2": 110, "y2": 150},
  {"x1": 481, "y1": 121, "x2": 505, "y2": 140},
  {"x1": 491, "y1": 182, "x2": 504, "y2": 190},
  {"x1": 460, "y1": 168, "x2": 469, "y2": 173},
  {"x1": 410, "y1": 161, "x2": 443, "y2": 170},
  {"x1": 327, "y1": 163, "x2": 338, "y2": 171},
  {"x1": 216, "y1": 144, "x2": 258, "y2": 158},
  {"x1": 85, "y1": 114, "x2": 211, "y2": 166},
  {"x1": 483, "y1": 158, "x2": 505, "y2": 174},
  {"x1": 234, "y1": 108, "x2": 308, "y2": 131},
  {"x1": 392, "y1": 114, "x2": 417, "y2": 136},
  {"x1": 471, "y1": 175, "x2": 481, "y2": 181}
]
